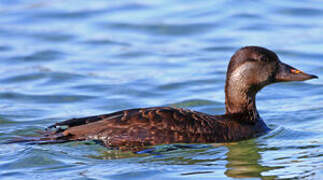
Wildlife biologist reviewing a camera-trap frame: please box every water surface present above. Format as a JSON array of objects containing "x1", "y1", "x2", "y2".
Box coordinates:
[{"x1": 0, "y1": 0, "x2": 322, "y2": 179}]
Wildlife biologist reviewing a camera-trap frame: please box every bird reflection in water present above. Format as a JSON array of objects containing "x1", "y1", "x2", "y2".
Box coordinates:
[{"x1": 224, "y1": 140, "x2": 280, "y2": 179}]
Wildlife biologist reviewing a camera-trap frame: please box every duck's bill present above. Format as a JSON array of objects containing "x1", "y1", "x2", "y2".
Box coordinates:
[{"x1": 275, "y1": 62, "x2": 318, "y2": 82}]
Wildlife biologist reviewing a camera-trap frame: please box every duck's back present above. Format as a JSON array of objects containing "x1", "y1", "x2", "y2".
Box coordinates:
[
  {"x1": 46, "y1": 107, "x2": 224, "y2": 150},
  {"x1": 43, "y1": 107, "x2": 267, "y2": 151}
]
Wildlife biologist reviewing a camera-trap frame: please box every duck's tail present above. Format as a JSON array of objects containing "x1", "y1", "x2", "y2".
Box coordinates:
[
  {"x1": 6, "y1": 113, "x2": 113, "y2": 146},
  {"x1": 6, "y1": 129, "x2": 71, "y2": 145}
]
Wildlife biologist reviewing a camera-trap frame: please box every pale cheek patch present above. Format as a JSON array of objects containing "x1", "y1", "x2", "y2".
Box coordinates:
[
  {"x1": 231, "y1": 62, "x2": 270, "y2": 85},
  {"x1": 231, "y1": 63, "x2": 251, "y2": 82},
  {"x1": 231, "y1": 63, "x2": 261, "y2": 81}
]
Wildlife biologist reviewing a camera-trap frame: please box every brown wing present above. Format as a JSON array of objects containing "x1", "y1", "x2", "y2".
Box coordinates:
[{"x1": 45, "y1": 107, "x2": 221, "y2": 151}]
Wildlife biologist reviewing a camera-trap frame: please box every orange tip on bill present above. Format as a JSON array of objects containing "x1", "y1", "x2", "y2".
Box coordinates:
[{"x1": 291, "y1": 69, "x2": 302, "y2": 74}]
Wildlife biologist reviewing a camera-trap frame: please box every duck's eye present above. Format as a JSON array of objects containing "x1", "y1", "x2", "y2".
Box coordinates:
[
  {"x1": 261, "y1": 56, "x2": 268, "y2": 62},
  {"x1": 290, "y1": 69, "x2": 302, "y2": 74}
]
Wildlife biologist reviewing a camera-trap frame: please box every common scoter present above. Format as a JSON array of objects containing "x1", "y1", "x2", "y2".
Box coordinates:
[{"x1": 26, "y1": 46, "x2": 318, "y2": 151}]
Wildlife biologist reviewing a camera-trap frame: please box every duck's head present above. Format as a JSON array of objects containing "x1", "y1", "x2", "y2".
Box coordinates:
[{"x1": 225, "y1": 46, "x2": 318, "y2": 114}]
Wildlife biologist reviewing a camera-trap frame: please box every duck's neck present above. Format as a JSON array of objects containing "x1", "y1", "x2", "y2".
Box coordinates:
[{"x1": 225, "y1": 80, "x2": 260, "y2": 123}]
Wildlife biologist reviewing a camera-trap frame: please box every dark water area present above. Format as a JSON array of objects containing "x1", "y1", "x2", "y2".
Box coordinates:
[{"x1": 0, "y1": 0, "x2": 322, "y2": 179}]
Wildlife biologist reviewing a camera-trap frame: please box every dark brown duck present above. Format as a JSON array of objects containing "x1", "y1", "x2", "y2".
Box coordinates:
[{"x1": 23, "y1": 46, "x2": 318, "y2": 151}]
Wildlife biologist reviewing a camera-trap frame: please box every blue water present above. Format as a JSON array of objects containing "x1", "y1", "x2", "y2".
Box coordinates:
[{"x1": 0, "y1": 0, "x2": 322, "y2": 179}]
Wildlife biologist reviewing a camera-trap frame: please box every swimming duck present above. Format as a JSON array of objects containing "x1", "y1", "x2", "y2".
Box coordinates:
[{"x1": 38, "y1": 46, "x2": 318, "y2": 151}]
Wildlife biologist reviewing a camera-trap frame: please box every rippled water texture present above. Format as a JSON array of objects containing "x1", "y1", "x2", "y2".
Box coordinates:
[{"x1": 0, "y1": 1, "x2": 322, "y2": 179}]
